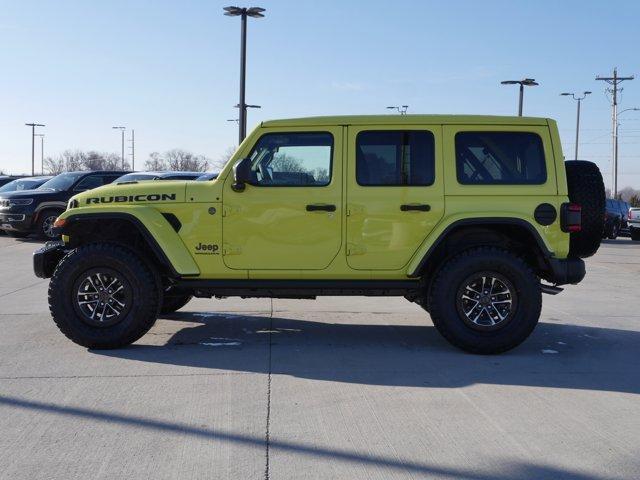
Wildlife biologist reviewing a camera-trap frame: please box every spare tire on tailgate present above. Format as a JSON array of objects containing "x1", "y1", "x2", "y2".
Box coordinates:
[{"x1": 565, "y1": 160, "x2": 605, "y2": 258}]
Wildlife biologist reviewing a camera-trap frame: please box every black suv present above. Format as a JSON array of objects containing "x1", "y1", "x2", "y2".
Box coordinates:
[
  {"x1": 0, "y1": 171, "x2": 128, "y2": 239},
  {"x1": 604, "y1": 198, "x2": 630, "y2": 239}
]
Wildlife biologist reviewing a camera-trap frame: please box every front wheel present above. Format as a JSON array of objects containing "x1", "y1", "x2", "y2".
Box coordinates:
[
  {"x1": 428, "y1": 247, "x2": 541, "y2": 354},
  {"x1": 37, "y1": 210, "x2": 62, "y2": 239},
  {"x1": 160, "y1": 290, "x2": 193, "y2": 314},
  {"x1": 608, "y1": 222, "x2": 619, "y2": 240},
  {"x1": 49, "y1": 243, "x2": 161, "y2": 348}
]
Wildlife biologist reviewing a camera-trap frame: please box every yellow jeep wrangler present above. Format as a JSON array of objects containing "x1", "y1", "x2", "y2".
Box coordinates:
[{"x1": 34, "y1": 115, "x2": 605, "y2": 354}]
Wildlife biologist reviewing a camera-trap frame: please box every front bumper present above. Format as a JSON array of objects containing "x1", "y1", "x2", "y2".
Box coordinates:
[
  {"x1": 33, "y1": 241, "x2": 67, "y2": 279},
  {"x1": 0, "y1": 210, "x2": 34, "y2": 232},
  {"x1": 546, "y1": 257, "x2": 586, "y2": 286}
]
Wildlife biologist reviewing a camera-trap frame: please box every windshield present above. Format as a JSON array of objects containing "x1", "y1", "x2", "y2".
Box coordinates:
[
  {"x1": 115, "y1": 173, "x2": 158, "y2": 183},
  {"x1": 0, "y1": 178, "x2": 47, "y2": 193},
  {"x1": 37, "y1": 172, "x2": 84, "y2": 192}
]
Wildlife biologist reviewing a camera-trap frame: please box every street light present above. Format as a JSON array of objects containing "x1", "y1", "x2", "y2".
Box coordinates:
[
  {"x1": 25, "y1": 123, "x2": 45, "y2": 176},
  {"x1": 386, "y1": 105, "x2": 409, "y2": 115},
  {"x1": 224, "y1": 6, "x2": 265, "y2": 144},
  {"x1": 112, "y1": 126, "x2": 126, "y2": 170},
  {"x1": 34, "y1": 134, "x2": 45, "y2": 174},
  {"x1": 561, "y1": 91, "x2": 591, "y2": 160},
  {"x1": 613, "y1": 107, "x2": 640, "y2": 197},
  {"x1": 501, "y1": 78, "x2": 538, "y2": 116}
]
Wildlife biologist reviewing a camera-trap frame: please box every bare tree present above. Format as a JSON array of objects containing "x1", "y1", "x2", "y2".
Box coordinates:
[
  {"x1": 164, "y1": 149, "x2": 209, "y2": 172},
  {"x1": 215, "y1": 146, "x2": 237, "y2": 170},
  {"x1": 43, "y1": 156, "x2": 65, "y2": 175},
  {"x1": 144, "y1": 152, "x2": 167, "y2": 171}
]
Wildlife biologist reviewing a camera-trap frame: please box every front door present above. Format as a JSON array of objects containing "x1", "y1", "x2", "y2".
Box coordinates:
[
  {"x1": 223, "y1": 127, "x2": 343, "y2": 270},
  {"x1": 346, "y1": 125, "x2": 444, "y2": 270}
]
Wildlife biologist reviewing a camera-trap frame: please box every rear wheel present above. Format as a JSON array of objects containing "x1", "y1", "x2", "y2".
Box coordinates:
[
  {"x1": 631, "y1": 229, "x2": 640, "y2": 241},
  {"x1": 428, "y1": 247, "x2": 541, "y2": 354},
  {"x1": 49, "y1": 243, "x2": 161, "y2": 348},
  {"x1": 608, "y1": 221, "x2": 620, "y2": 240}
]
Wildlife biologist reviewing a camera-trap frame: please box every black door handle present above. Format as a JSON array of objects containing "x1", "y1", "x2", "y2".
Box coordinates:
[
  {"x1": 306, "y1": 204, "x2": 336, "y2": 212},
  {"x1": 400, "y1": 204, "x2": 431, "y2": 212}
]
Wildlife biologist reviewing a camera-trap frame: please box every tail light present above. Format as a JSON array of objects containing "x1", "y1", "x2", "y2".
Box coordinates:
[
  {"x1": 561, "y1": 203, "x2": 582, "y2": 233},
  {"x1": 630, "y1": 209, "x2": 635, "y2": 220}
]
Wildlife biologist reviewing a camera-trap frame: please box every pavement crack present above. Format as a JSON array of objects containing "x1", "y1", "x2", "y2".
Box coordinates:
[{"x1": 264, "y1": 299, "x2": 273, "y2": 480}]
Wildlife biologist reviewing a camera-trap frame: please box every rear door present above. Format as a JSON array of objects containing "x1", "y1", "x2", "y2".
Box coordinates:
[{"x1": 345, "y1": 125, "x2": 444, "y2": 270}]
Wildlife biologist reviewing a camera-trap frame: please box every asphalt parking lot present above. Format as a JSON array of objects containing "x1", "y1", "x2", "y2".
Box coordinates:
[{"x1": 0, "y1": 235, "x2": 639, "y2": 480}]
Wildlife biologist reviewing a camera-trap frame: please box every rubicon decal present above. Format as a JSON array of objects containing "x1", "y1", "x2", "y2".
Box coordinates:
[{"x1": 85, "y1": 193, "x2": 176, "y2": 204}]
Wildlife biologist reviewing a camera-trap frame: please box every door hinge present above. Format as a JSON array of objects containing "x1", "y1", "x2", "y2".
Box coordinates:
[
  {"x1": 346, "y1": 204, "x2": 365, "y2": 216},
  {"x1": 347, "y1": 243, "x2": 366, "y2": 256},
  {"x1": 223, "y1": 244, "x2": 242, "y2": 255},
  {"x1": 222, "y1": 205, "x2": 242, "y2": 217}
]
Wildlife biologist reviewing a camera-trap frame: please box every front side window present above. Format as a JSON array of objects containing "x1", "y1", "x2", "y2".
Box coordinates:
[
  {"x1": 455, "y1": 132, "x2": 546, "y2": 185},
  {"x1": 356, "y1": 131, "x2": 435, "y2": 186},
  {"x1": 248, "y1": 132, "x2": 333, "y2": 186}
]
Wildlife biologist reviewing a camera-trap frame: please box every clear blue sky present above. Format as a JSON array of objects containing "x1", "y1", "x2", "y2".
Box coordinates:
[{"x1": 1, "y1": 0, "x2": 639, "y2": 188}]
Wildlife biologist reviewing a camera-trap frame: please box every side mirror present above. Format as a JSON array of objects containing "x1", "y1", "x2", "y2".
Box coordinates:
[{"x1": 232, "y1": 158, "x2": 251, "y2": 192}]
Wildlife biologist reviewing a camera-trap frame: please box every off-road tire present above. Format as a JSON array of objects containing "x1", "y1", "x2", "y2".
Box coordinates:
[
  {"x1": 37, "y1": 209, "x2": 63, "y2": 240},
  {"x1": 428, "y1": 247, "x2": 542, "y2": 354},
  {"x1": 49, "y1": 243, "x2": 161, "y2": 349},
  {"x1": 565, "y1": 161, "x2": 605, "y2": 258},
  {"x1": 160, "y1": 291, "x2": 193, "y2": 314}
]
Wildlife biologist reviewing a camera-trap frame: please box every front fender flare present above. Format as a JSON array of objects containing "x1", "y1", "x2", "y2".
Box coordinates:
[{"x1": 57, "y1": 206, "x2": 199, "y2": 277}]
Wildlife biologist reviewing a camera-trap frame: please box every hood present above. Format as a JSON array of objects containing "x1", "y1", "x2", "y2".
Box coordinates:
[
  {"x1": 71, "y1": 180, "x2": 187, "y2": 208},
  {"x1": 0, "y1": 188, "x2": 58, "y2": 200}
]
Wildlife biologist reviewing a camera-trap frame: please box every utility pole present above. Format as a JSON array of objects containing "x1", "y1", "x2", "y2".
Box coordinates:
[
  {"x1": 596, "y1": 68, "x2": 634, "y2": 197},
  {"x1": 129, "y1": 129, "x2": 135, "y2": 170},
  {"x1": 25, "y1": 123, "x2": 45, "y2": 176}
]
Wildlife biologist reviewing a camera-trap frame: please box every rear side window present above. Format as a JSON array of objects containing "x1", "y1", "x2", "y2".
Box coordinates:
[
  {"x1": 356, "y1": 131, "x2": 435, "y2": 186},
  {"x1": 455, "y1": 132, "x2": 546, "y2": 185}
]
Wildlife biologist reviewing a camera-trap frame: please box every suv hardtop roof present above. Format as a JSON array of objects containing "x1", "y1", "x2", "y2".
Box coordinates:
[{"x1": 261, "y1": 114, "x2": 551, "y2": 128}]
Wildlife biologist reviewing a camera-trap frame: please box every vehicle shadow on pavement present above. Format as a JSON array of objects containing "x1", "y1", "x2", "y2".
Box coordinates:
[
  {"x1": 0, "y1": 394, "x2": 621, "y2": 480},
  {"x1": 94, "y1": 312, "x2": 640, "y2": 395}
]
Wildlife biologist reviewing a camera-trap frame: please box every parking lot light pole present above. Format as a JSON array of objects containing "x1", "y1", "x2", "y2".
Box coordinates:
[
  {"x1": 25, "y1": 123, "x2": 45, "y2": 176},
  {"x1": 224, "y1": 6, "x2": 265, "y2": 144},
  {"x1": 112, "y1": 126, "x2": 126, "y2": 169},
  {"x1": 501, "y1": 79, "x2": 538, "y2": 116},
  {"x1": 561, "y1": 91, "x2": 591, "y2": 160},
  {"x1": 34, "y1": 134, "x2": 45, "y2": 174},
  {"x1": 386, "y1": 105, "x2": 409, "y2": 115}
]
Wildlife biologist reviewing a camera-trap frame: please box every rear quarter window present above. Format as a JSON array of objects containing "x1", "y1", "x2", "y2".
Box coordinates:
[{"x1": 455, "y1": 131, "x2": 547, "y2": 185}]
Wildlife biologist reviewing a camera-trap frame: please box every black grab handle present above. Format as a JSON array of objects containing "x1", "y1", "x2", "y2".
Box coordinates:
[
  {"x1": 400, "y1": 204, "x2": 431, "y2": 212},
  {"x1": 306, "y1": 204, "x2": 337, "y2": 212}
]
